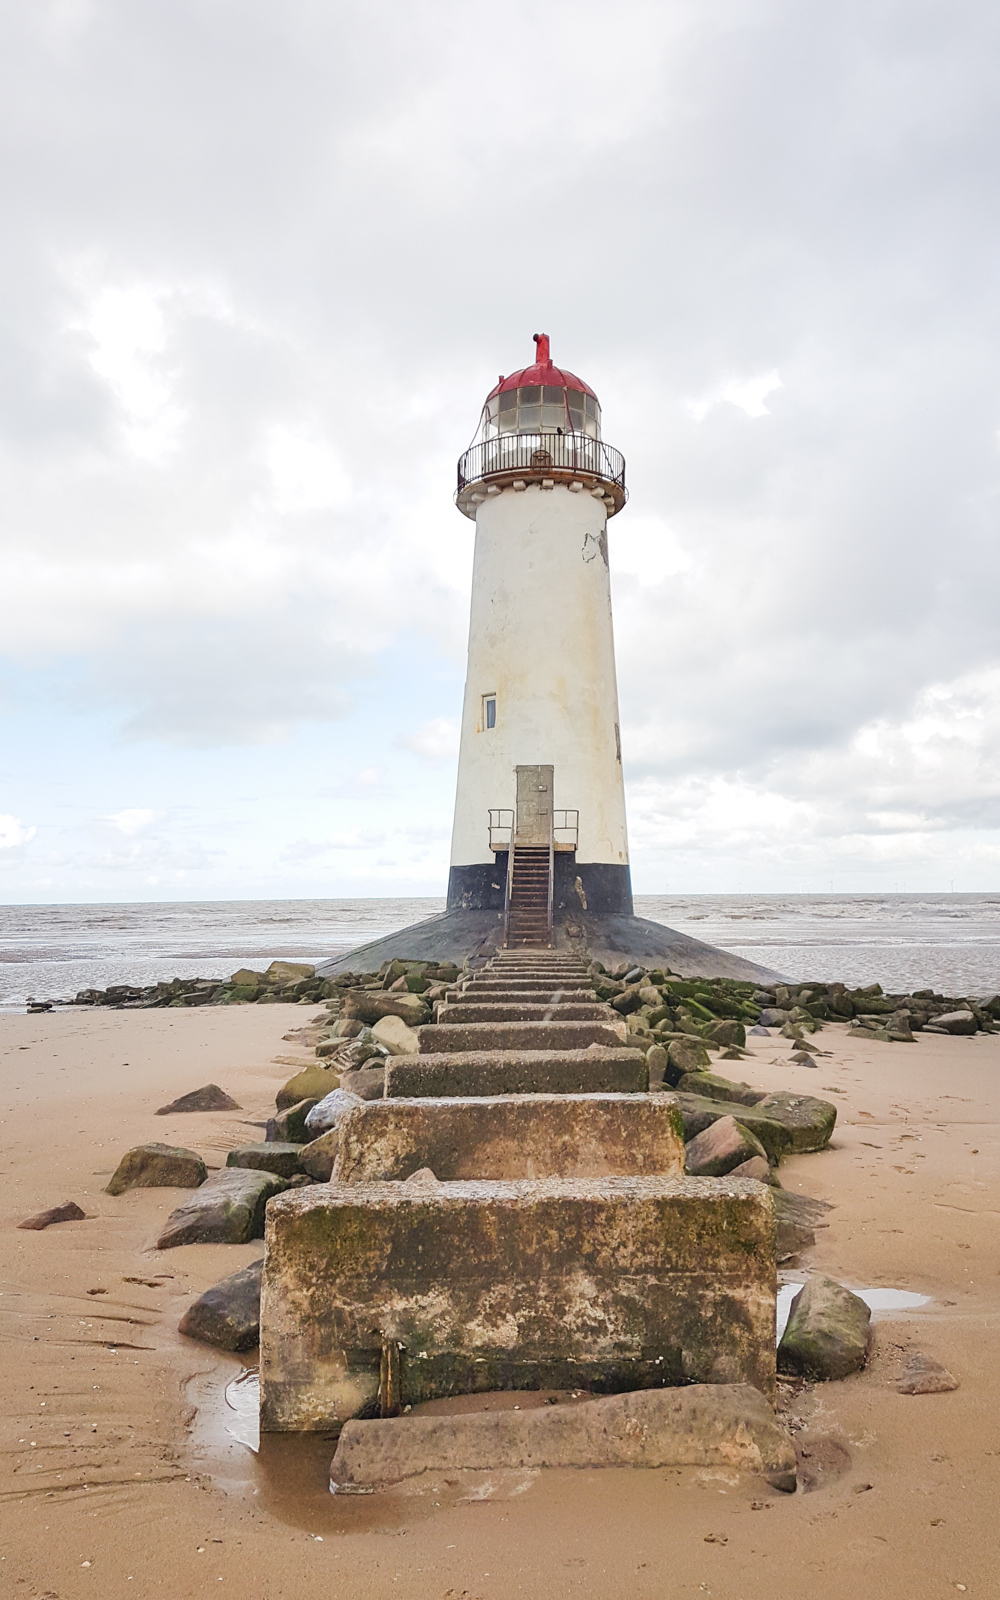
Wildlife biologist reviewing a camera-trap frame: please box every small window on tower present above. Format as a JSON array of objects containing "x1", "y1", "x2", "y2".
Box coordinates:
[{"x1": 483, "y1": 695, "x2": 497, "y2": 730}]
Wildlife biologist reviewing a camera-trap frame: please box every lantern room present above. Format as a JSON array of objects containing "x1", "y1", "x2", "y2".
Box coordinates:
[
  {"x1": 482, "y1": 334, "x2": 602, "y2": 440},
  {"x1": 456, "y1": 333, "x2": 626, "y2": 520}
]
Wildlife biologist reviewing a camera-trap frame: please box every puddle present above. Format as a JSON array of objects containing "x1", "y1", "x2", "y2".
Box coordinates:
[
  {"x1": 777, "y1": 1283, "x2": 930, "y2": 1341},
  {"x1": 225, "y1": 1368, "x2": 261, "y2": 1449}
]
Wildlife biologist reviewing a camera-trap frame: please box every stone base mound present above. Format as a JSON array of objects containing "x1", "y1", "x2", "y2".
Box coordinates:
[{"x1": 316, "y1": 908, "x2": 783, "y2": 982}]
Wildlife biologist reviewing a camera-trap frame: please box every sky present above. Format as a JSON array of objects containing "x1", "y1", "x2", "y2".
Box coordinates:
[{"x1": 3, "y1": 0, "x2": 1000, "y2": 902}]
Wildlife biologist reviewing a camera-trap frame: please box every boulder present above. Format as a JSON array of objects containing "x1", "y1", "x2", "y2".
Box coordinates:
[
  {"x1": 275, "y1": 1064, "x2": 337, "y2": 1110},
  {"x1": 646, "y1": 1044, "x2": 668, "y2": 1089},
  {"x1": 264, "y1": 961, "x2": 315, "y2": 984},
  {"x1": 674, "y1": 1093, "x2": 792, "y2": 1166},
  {"x1": 748, "y1": 1024, "x2": 771, "y2": 1036},
  {"x1": 226, "y1": 1143, "x2": 305, "y2": 1179},
  {"x1": 778, "y1": 1276, "x2": 871, "y2": 1380},
  {"x1": 156, "y1": 1084, "x2": 241, "y2": 1115},
  {"x1": 896, "y1": 1353, "x2": 959, "y2": 1394},
  {"x1": 706, "y1": 1019, "x2": 747, "y2": 1049},
  {"x1": 370, "y1": 1014, "x2": 422, "y2": 1056},
  {"x1": 666, "y1": 1036, "x2": 711, "y2": 1080},
  {"x1": 265, "y1": 1098, "x2": 320, "y2": 1143},
  {"x1": 156, "y1": 1168, "x2": 286, "y2": 1248},
  {"x1": 299, "y1": 1130, "x2": 341, "y2": 1181},
  {"x1": 178, "y1": 1258, "x2": 263, "y2": 1351},
  {"x1": 772, "y1": 1190, "x2": 824, "y2": 1259},
  {"x1": 933, "y1": 1009, "x2": 977, "y2": 1035},
  {"x1": 754, "y1": 1091, "x2": 837, "y2": 1153},
  {"x1": 675, "y1": 1071, "x2": 765, "y2": 1107},
  {"x1": 330, "y1": 1383, "x2": 797, "y2": 1493},
  {"x1": 229, "y1": 968, "x2": 262, "y2": 987},
  {"x1": 341, "y1": 990, "x2": 430, "y2": 1027},
  {"x1": 303, "y1": 1087, "x2": 364, "y2": 1137},
  {"x1": 18, "y1": 1200, "x2": 87, "y2": 1231},
  {"x1": 339, "y1": 1065, "x2": 386, "y2": 1101},
  {"x1": 758, "y1": 1008, "x2": 790, "y2": 1028},
  {"x1": 729, "y1": 1156, "x2": 777, "y2": 1184},
  {"x1": 105, "y1": 1142, "x2": 207, "y2": 1196},
  {"x1": 684, "y1": 1115, "x2": 769, "y2": 1177}
]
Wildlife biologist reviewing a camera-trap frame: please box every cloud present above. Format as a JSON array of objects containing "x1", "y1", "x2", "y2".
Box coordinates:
[
  {"x1": 0, "y1": 814, "x2": 36, "y2": 857},
  {"x1": 4, "y1": 1, "x2": 1000, "y2": 893},
  {"x1": 399, "y1": 717, "x2": 461, "y2": 764}
]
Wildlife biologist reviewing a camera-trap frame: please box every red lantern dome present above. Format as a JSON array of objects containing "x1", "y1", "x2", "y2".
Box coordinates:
[{"x1": 481, "y1": 334, "x2": 601, "y2": 440}]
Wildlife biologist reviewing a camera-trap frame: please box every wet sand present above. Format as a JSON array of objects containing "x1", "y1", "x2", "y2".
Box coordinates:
[{"x1": 2, "y1": 1002, "x2": 998, "y2": 1599}]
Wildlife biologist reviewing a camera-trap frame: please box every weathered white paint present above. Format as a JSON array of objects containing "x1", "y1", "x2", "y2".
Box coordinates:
[{"x1": 450, "y1": 482, "x2": 629, "y2": 868}]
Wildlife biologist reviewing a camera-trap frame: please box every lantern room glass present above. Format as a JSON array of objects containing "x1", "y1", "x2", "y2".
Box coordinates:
[{"x1": 484, "y1": 388, "x2": 600, "y2": 441}]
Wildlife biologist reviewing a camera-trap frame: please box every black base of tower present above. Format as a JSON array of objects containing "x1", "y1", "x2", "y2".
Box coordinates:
[{"x1": 446, "y1": 855, "x2": 634, "y2": 917}]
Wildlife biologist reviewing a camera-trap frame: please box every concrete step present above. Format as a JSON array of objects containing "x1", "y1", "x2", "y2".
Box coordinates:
[
  {"x1": 384, "y1": 1047, "x2": 648, "y2": 1097},
  {"x1": 436, "y1": 1002, "x2": 613, "y2": 1024},
  {"x1": 418, "y1": 1019, "x2": 627, "y2": 1053},
  {"x1": 333, "y1": 1093, "x2": 685, "y2": 1182},
  {"x1": 461, "y1": 986, "x2": 595, "y2": 1000}
]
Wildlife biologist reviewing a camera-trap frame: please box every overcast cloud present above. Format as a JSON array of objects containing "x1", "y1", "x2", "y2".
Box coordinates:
[{"x1": 2, "y1": 0, "x2": 1000, "y2": 899}]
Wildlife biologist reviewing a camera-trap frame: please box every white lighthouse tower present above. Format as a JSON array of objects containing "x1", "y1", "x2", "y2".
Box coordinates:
[{"x1": 448, "y1": 335, "x2": 633, "y2": 946}]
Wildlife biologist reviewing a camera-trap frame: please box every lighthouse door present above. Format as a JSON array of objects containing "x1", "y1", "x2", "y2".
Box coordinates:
[{"x1": 514, "y1": 765, "x2": 554, "y2": 845}]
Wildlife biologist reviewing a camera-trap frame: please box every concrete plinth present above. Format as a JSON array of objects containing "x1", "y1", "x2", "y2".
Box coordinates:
[
  {"x1": 384, "y1": 1048, "x2": 647, "y2": 1098},
  {"x1": 259, "y1": 1175, "x2": 776, "y2": 1431},
  {"x1": 333, "y1": 1094, "x2": 685, "y2": 1183},
  {"x1": 418, "y1": 1020, "x2": 627, "y2": 1053},
  {"x1": 330, "y1": 1383, "x2": 797, "y2": 1492}
]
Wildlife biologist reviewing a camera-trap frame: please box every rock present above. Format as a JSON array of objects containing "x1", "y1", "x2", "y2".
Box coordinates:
[
  {"x1": 156, "y1": 1084, "x2": 241, "y2": 1115},
  {"x1": 303, "y1": 1087, "x2": 364, "y2": 1137},
  {"x1": 265, "y1": 1098, "x2": 320, "y2": 1142},
  {"x1": 178, "y1": 1258, "x2": 263, "y2": 1351},
  {"x1": 229, "y1": 968, "x2": 262, "y2": 987},
  {"x1": 105, "y1": 1143, "x2": 207, "y2": 1195},
  {"x1": 264, "y1": 961, "x2": 315, "y2": 984},
  {"x1": 778, "y1": 1276, "x2": 871, "y2": 1379},
  {"x1": 674, "y1": 1092, "x2": 793, "y2": 1165},
  {"x1": 684, "y1": 1115, "x2": 769, "y2": 1177},
  {"x1": 275, "y1": 1064, "x2": 337, "y2": 1110},
  {"x1": 754, "y1": 1091, "x2": 837, "y2": 1152},
  {"x1": 675, "y1": 1071, "x2": 765, "y2": 1107},
  {"x1": 18, "y1": 1200, "x2": 87, "y2": 1231},
  {"x1": 330, "y1": 1383, "x2": 797, "y2": 1493},
  {"x1": 666, "y1": 1036, "x2": 711, "y2": 1080},
  {"x1": 896, "y1": 1353, "x2": 959, "y2": 1394},
  {"x1": 155, "y1": 1168, "x2": 286, "y2": 1248},
  {"x1": 790, "y1": 1051, "x2": 819, "y2": 1069},
  {"x1": 340, "y1": 990, "x2": 430, "y2": 1026},
  {"x1": 339, "y1": 1065, "x2": 386, "y2": 1101},
  {"x1": 887, "y1": 1010, "x2": 915, "y2": 1042},
  {"x1": 331, "y1": 1018, "x2": 365, "y2": 1039},
  {"x1": 370, "y1": 1015, "x2": 421, "y2": 1056},
  {"x1": 729, "y1": 1156, "x2": 777, "y2": 1184},
  {"x1": 771, "y1": 1190, "x2": 831, "y2": 1259},
  {"x1": 758, "y1": 1008, "x2": 790, "y2": 1028},
  {"x1": 646, "y1": 1044, "x2": 668, "y2": 1089},
  {"x1": 226, "y1": 1143, "x2": 304, "y2": 1178},
  {"x1": 933, "y1": 1009, "x2": 977, "y2": 1035},
  {"x1": 706, "y1": 1019, "x2": 746, "y2": 1049},
  {"x1": 298, "y1": 1130, "x2": 340, "y2": 1181},
  {"x1": 611, "y1": 987, "x2": 644, "y2": 1016}
]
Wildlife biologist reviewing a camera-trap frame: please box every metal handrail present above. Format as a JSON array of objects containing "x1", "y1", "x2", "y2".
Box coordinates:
[
  {"x1": 488, "y1": 808, "x2": 513, "y2": 851},
  {"x1": 553, "y1": 809, "x2": 579, "y2": 849},
  {"x1": 458, "y1": 431, "x2": 625, "y2": 495}
]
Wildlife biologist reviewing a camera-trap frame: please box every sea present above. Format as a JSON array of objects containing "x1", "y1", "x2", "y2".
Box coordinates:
[{"x1": 3, "y1": 893, "x2": 1000, "y2": 1008}]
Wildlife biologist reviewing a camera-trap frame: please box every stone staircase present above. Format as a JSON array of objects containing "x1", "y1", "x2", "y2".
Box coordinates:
[
  {"x1": 259, "y1": 947, "x2": 778, "y2": 1441},
  {"x1": 388, "y1": 950, "x2": 645, "y2": 1097}
]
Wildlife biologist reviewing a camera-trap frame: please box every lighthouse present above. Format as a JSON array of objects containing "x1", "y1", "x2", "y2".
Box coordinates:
[
  {"x1": 447, "y1": 335, "x2": 633, "y2": 946},
  {"x1": 319, "y1": 337, "x2": 778, "y2": 979}
]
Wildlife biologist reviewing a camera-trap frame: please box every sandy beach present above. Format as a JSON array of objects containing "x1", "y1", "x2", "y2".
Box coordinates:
[{"x1": 2, "y1": 1000, "x2": 998, "y2": 1599}]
